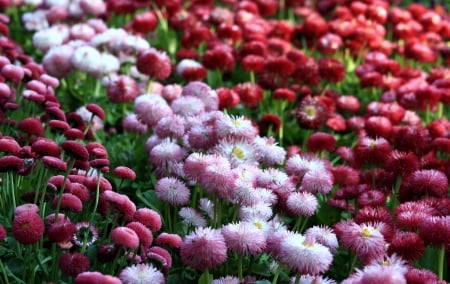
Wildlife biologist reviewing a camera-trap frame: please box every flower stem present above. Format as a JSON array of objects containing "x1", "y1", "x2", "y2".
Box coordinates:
[
  {"x1": 272, "y1": 265, "x2": 281, "y2": 284},
  {"x1": 293, "y1": 273, "x2": 301, "y2": 284},
  {"x1": 237, "y1": 253, "x2": 243, "y2": 280},
  {"x1": 438, "y1": 244, "x2": 446, "y2": 280}
]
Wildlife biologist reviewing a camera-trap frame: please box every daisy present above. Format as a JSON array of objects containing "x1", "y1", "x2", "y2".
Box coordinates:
[
  {"x1": 120, "y1": 263, "x2": 165, "y2": 284},
  {"x1": 180, "y1": 227, "x2": 228, "y2": 270},
  {"x1": 221, "y1": 221, "x2": 267, "y2": 256},
  {"x1": 278, "y1": 232, "x2": 333, "y2": 275},
  {"x1": 155, "y1": 177, "x2": 190, "y2": 206}
]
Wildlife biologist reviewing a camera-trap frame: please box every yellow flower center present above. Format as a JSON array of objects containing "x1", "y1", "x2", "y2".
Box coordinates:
[
  {"x1": 232, "y1": 146, "x2": 245, "y2": 159},
  {"x1": 361, "y1": 227, "x2": 372, "y2": 237},
  {"x1": 304, "y1": 106, "x2": 316, "y2": 118},
  {"x1": 254, "y1": 221, "x2": 263, "y2": 229}
]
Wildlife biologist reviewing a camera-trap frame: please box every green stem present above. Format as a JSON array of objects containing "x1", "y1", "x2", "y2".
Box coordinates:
[
  {"x1": 237, "y1": 254, "x2": 243, "y2": 280},
  {"x1": 53, "y1": 159, "x2": 76, "y2": 221},
  {"x1": 0, "y1": 258, "x2": 9, "y2": 284},
  {"x1": 272, "y1": 265, "x2": 281, "y2": 284},
  {"x1": 438, "y1": 244, "x2": 446, "y2": 280},
  {"x1": 349, "y1": 253, "x2": 358, "y2": 275},
  {"x1": 293, "y1": 273, "x2": 301, "y2": 284}
]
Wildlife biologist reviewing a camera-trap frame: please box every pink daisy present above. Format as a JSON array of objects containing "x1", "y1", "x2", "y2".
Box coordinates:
[
  {"x1": 12, "y1": 212, "x2": 45, "y2": 244},
  {"x1": 278, "y1": 232, "x2": 333, "y2": 275},
  {"x1": 178, "y1": 207, "x2": 207, "y2": 228},
  {"x1": 155, "y1": 177, "x2": 190, "y2": 206},
  {"x1": 180, "y1": 227, "x2": 228, "y2": 270},
  {"x1": 221, "y1": 221, "x2": 267, "y2": 256},
  {"x1": 334, "y1": 220, "x2": 387, "y2": 265},
  {"x1": 252, "y1": 136, "x2": 286, "y2": 166},
  {"x1": 286, "y1": 191, "x2": 318, "y2": 217},
  {"x1": 119, "y1": 263, "x2": 165, "y2": 284},
  {"x1": 304, "y1": 225, "x2": 339, "y2": 254}
]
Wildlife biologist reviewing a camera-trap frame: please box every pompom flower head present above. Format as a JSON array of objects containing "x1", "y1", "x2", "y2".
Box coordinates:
[
  {"x1": 180, "y1": 227, "x2": 228, "y2": 270},
  {"x1": 12, "y1": 212, "x2": 45, "y2": 244}
]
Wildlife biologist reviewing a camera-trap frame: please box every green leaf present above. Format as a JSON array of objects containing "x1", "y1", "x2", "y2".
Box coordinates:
[
  {"x1": 136, "y1": 188, "x2": 162, "y2": 212},
  {"x1": 251, "y1": 263, "x2": 272, "y2": 277},
  {"x1": 255, "y1": 280, "x2": 271, "y2": 284}
]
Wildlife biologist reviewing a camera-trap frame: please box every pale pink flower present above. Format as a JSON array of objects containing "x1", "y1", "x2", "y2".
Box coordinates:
[
  {"x1": 252, "y1": 136, "x2": 286, "y2": 166},
  {"x1": 304, "y1": 226, "x2": 339, "y2": 254},
  {"x1": 178, "y1": 207, "x2": 207, "y2": 228},
  {"x1": 42, "y1": 45, "x2": 75, "y2": 78},
  {"x1": 33, "y1": 27, "x2": 67, "y2": 52},
  {"x1": 334, "y1": 220, "x2": 387, "y2": 265},
  {"x1": 212, "y1": 137, "x2": 259, "y2": 168},
  {"x1": 153, "y1": 115, "x2": 185, "y2": 139},
  {"x1": 278, "y1": 233, "x2": 333, "y2": 275},
  {"x1": 214, "y1": 115, "x2": 258, "y2": 141},
  {"x1": 71, "y1": 45, "x2": 102, "y2": 74},
  {"x1": 149, "y1": 139, "x2": 184, "y2": 166},
  {"x1": 134, "y1": 94, "x2": 173, "y2": 127},
  {"x1": 69, "y1": 23, "x2": 96, "y2": 41},
  {"x1": 122, "y1": 114, "x2": 148, "y2": 134},
  {"x1": 286, "y1": 191, "x2": 318, "y2": 216},
  {"x1": 180, "y1": 227, "x2": 227, "y2": 270},
  {"x1": 119, "y1": 263, "x2": 165, "y2": 284},
  {"x1": 222, "y1": 221, "x2": 266, "y2": 256},
  {"x1": 155, "y1": 177, "x2": 190, "y2": 206},
  {"x1": 181, "y1": 81, "x2": 219, "y2": 111},
  {"x1": 170, "y1": 96, "x2": 206, "y2": 117},
  {"x1": 301, "y1": 169, "x2": 333, "y2": 194}
]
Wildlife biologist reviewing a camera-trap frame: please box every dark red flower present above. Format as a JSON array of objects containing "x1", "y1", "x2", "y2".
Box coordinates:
[
  {"x1": 317, "y1": 33, "x2": 343, "y2": 55},
  {"x1": 419, "y1": 215, "x2": 450, "y2": 247},
  {"x1": 390, "y1": 125, "x2": 432, "y2": 156},
  {"x1": 12, "y1": 212, "x2": 45, "y2": 244},
  {"x1": 64, "y1": 128, "x2": 85, "y2": 140},
  {"x1": 48, "y1": 120, "x2": 70, "y2": 132},
  {"x1": 388, "y1": 231, "x2": 425, "y2": 262},
  {"x1": 96, "y1": 243, "x2": 118, "y2": 262},
  {"x1": 306, "y1": 132, "x2": 336, "y2": 153},
  {"x1": 113, "y1": 166, "x2": 136, "y2": 180},
  {"x1": 86, "y1": 103, "x2": 105, "y2": 120},
  {"x1": 241, "y1": 54, "x2": 266, "y2": 73},
  {"x1": 258, "y1": 113, "x2": 281, "y2": 136},
  {"x1": 301, "y1": 13, "x2": 328, "y2": 38},
  {"x1": 273, "y1": 88, "x2": 296, "y2": 103},
  {"x1": 405, "y1": 268, "x2": 440, "y2": 284},
  {"x1": 233, "y1": 82, "x2": 264, "y2": 108},
  {"x1": 265, "y1": 57, "x2": 295, "y2": 77},
  {"x1": 293, "y1": 58, "x2": 321, "y2": 86},
  {"x1": 364, "y1": 115, "x2": 393, "y2": 139},
  {"x1": 52, "y1": 193, "x2": 83, "y2": 212},
  {"x1": 47, "y1": 218, "x2": 77, "y2": 243},
  {"x1": 106, "y1": 75, "x2": 139, "y2": 103},
  {"x1": 136, "y1": 48, "x2": 172, "y2": 80},
  {"x1": 181, "y1": 26, "x2": 214, "y2": 49},
  {"x1": 0, "y1": 155, "x2": 23, "y2": 172},
  {"x1": 384, "y1": 150, "x2": 420, "y2": 177},
  {"x1": 18, "y1": 117, "x2": 44, "y2": 137},
  {"x1": 353, "y1": 136, "x2": 391, "y2": 168},
  {"x1": 59, "y1": 252, "x2": 90, "y2": 276},
  {"x1": 202, "y1": 45, "x2": 235, "y2": 72},
  {"x1": 42, "y1": 156, "x2": 68, "y2": 172},
  {"x1": 318, "y1": 58, "x2": 345, "y2": 83},
  {"x1": 61, "y1": 140, "x2": 89, "y2": 161},
  {"x1": 127, "y1": 11, "x2": 158, "y2": 34},
  {"x1": 0, "y1": 224, "x2": 6, "y2": 241},
  {"x1": 216, "y1": 87, "x2": 240, "y2": 110},
  {"x1": 0, "y1": 137, "x2": 21, "y2": 154},
  {"x1": 294, "y1": 95, "x2": 327, "y2": 130}
]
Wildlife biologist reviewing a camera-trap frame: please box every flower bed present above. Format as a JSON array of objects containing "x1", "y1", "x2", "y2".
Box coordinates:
[{"x1": 0, "y1": 0, "x2": 449, "y2": 283}]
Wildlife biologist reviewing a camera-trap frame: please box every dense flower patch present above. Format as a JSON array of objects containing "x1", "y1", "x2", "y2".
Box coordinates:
[{"x1": 0, "y1": 0, "x2": 449, "y2": 283}]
